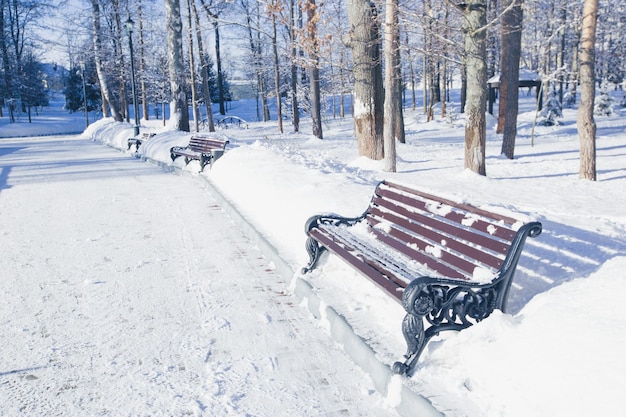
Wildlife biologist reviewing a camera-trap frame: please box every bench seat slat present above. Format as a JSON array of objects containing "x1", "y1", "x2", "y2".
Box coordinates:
[
  {"x1": 308, "y1": 227, "x2": 407, "y2": 298},
  {"x1": 367, "y1": 206, "x2": 507, "y2": 271},
  {"x1": 379, "y1": 182, "x2": 520, "y2": 226},
  {"x1": 367, "y1": 218, "x2": 483, "y2": 280},
  {"x1": 376, "y1": 186, "x2": 519, "y2": 241},
  {"x1": 371, "y1": 196, "x2": 513, "y2": 257}
]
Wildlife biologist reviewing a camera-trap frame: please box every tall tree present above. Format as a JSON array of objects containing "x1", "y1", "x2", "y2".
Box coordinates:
[
  {"x1": 165, "y1": 0, "x2": 190, "y2": 131},
  {"x1": 346, "y1": 0, "x2": 384, "y2": 159},
  {"x1": 499, "y1": 0, "x2": 523, "y2": 159},
  {"x1": 199, "y1": 0, "x2": 232, "y2": 116},
  {"x1": 185, "y1": 0, "x2": 200, "y2": 132},
  {"x1": 138, "y1": 0, "x2": 149, "y2": 121},
  {"x1": 577, "y1": 0, "x2": 598, "y2": 181},
  {"x1": 383, "y1": 0, "x2": 398, "y2": 172},
  {"x1": 1, "y1": 0, "x2": 13, "y2": 116},
  {"x1": 241, "y1": 0, "x2": 270, "y2": 122},
  {"x1": 289, "y1": 0, "x2": 300, "y2": 132},
  {"x1": 269, "y1": 0, "x2": 283, "y2": 133},
  {"x1": 90, "y1": 0, "x2": 122, "y2": 121},
  {"x1": 306, "y1": 0, "x2": 322, "y2": 139},
  {"x1": 192, "y1": 0, "x2": 215, "y2": 131},
  {"x1": 460, "y1": 0, "x2": 488, "y2": 175}
]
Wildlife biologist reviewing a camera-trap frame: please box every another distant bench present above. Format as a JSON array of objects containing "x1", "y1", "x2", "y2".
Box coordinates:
[
  {"x1": 217, "y1": 116, "x2": 248, "y2": 130},
  {"x1": 170, "y1": 135, "x2": 229, "y2": 171},
  {"x1": 127, "y1": 132, "x2": 155, "y2": 151},
  {"x1": 302, "y1": 180, "x2": 542, "y2": 376}
]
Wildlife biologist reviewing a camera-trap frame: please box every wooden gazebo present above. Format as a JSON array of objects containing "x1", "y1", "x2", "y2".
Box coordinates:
[{"x1": 487, "y1": 69, "x2": 542, "y2": 114}]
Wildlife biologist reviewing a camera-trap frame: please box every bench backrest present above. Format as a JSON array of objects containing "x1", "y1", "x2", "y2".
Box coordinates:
[
  {"x1": 188, "y1": 136, "x2": 229, "y2": 153},
  {"x1": 366, "y1": 181, "x2": 529, "y2": 283}
]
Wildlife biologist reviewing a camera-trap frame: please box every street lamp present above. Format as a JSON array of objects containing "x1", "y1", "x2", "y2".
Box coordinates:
[
  {"x1": 79, "y1": 61, "x2": 89, "y2": 128},
  {"x1": 125, "y1": 16, "x2": 140, "y2": 136}
]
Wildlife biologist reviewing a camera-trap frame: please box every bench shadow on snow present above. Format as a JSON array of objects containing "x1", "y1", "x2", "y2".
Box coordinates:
[{"x1": 506, "y1": 218, "x2": 626, "y2": 314}]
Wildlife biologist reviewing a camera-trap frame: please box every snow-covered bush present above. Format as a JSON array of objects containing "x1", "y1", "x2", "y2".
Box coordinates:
[
  {"x1": 562, "y1": 90, "x2": 577, "y2": 109},
  {"x1": 539, "y1": 89, "x2": 563, "y2": 126},
  {"x1": 594, "y1": 83, "x2": 615, "y2": 116}
]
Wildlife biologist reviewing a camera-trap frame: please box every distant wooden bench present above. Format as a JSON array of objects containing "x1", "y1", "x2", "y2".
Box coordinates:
[
  {"x1": 302, "y1": 180, "x2": 542, "y2": 376},
  {"x1": 217, "y1": 116, "x2": 248, "y2": 130},
  {"x1": 169, "y1": 135, "x2": 229, "y2": 171},
  {"x1": 127, "y1": 132, "x2": 155, "y2": 151}
]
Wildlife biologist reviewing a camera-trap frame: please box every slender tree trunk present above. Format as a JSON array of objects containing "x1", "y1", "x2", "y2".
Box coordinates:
[
  {"x1": 165, "y1": 0, "x2": 190, "y2": 132},
  {"x1": 290, "y1": 0, "x2": 300, "y2": 132},
  {"x1": 138, "y1": 0, "x2": 148, "y2": 121},
  {"x1": 185, "y1": 0, "x2": 199, "y2": 132},
  {"x1": 569, "y1": 7, "x2": 581, "y2": 102},
  {"x1": 394, "y1": 24, "x2": 405, "y2": 143},
  {"x1": 500, "y1": 0, "x2": 523, "y2": 159},
  {"x1": 213, "y1": 20, "x2": 226, "y2": 115},
  {"x1": 461, "y1": 0, "x2": 488, "y2": 176},
  {"x1": 558, "y1": 4, "x2": 566, "y2": 103},
  {"x1": 383, "y1": 0, "x2": 398, "y2": 172},
  {"x1": 306, "y1": 0, "x2": 323, "y2": 139},
  {"x1": 192, "y1": 0, "x2": 214, "y2": 131},
  {"x1": 1, "y1": 0, "x2": 13, "y2": 111},
  {"x1": 270, "y1": 4, "x2": 283, "y2": 133},
  {"x1": 346, "y1": 0, "x2": 384, "y2": 159},
  {"x1": 577, "y1": 0, "x2": 598, "y2": 181},
  {"x1": 90, "y1": 0, "x2": 122, "y2": 121}
]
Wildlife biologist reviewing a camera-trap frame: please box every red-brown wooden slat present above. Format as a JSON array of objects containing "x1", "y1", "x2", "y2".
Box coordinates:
[
  {"x1": 371, "y1": 196, "x2": 512, "y2": 257},
  {"x1": 188, "y1": 136, "x2": 228, "y2": 153},
  {"x1": 308, "y1": 228, "x2": 405, "y2": 301},
  {"x1": 367, "y1": 216, "x2": 480, "y2": 277},
  {"x1": 381, "y1": 181, "x2": 519, "y2": 225},
  {"x1": 310, "y1": 227, "x2": 411, "y2": 290},
  {"x1": 375, "y1": 186, "x2": 518, "y2": 242},
  {"x1": 367, "y1": 207, "x2": 506, "y2": 270},
  {"x1": 368, "y1": 225, "x2": 471, "y2": 279}
]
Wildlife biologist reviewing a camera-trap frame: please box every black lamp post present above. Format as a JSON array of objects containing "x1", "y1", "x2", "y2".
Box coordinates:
[
  {"x1": 125, "y1": 16, "x2": 140, "y2": 136},
  {"x1": 79, "y1": 61, "x2": 89, "y2": 128}
]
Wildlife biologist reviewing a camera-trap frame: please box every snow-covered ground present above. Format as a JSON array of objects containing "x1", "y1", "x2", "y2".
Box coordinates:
[{"x1": 2, "y1": 92, "x2": 626, "y2": 416}]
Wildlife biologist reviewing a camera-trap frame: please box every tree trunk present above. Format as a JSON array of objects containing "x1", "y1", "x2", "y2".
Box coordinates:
[
  {"x1": 383, "y1": 0, "x2": 398, "y2": 172},
  {"x1": 213, "y1": 20, "x2": 226, "y2": 115},
  {"x1": 270, "y1": 5, "x2": 283, "y2": 133},
  {"x1": 290, "y1": 0, "x2": 300, "y2": 132},
  {"x1": 192, "y1": 0, "x2": 214, "y2": 131},
  {"x1": 393, "y1": 21, "x2": 405, "y2": 143},
  {"x1": 165, "y1": 0, "x2": 190, "y2": 132},
  {"x1": 306, "y1": 0, "x2": 323, "y2": 139},
  {"x1": 90, "y1": 0, "x2": 122, "y2": 121},
  {"x1": 138, "y1": 0, "x2": 149, "y2": 121},
  {"x1": 500, "y1": 0, "x2": 523, "y2": 159},
  {"x1": 577, "y1": 0, "x2": 598, "y2": 181},
  {"x1": 1, "y1": 0, "x2": 13, "y2": 111},
  {"x1": 185, "y1": 0, "x2": 199, "y2": 132},
  {"x1": 347, "y1": 0, "x2": 384, "y2": 159},
  {"x1": 461, "y1": 0, "x2": 488, "y2": 176}
]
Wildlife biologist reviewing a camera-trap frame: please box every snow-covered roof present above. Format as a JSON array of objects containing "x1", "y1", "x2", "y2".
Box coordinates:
[{"x1": 488, "y1": 69, "x2": 542, "y2": 84}]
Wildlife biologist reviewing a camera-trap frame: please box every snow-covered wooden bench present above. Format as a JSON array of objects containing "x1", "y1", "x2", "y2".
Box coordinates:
[
  {"x1": 169, "y1": 135, "x2": 229, "y2": 171},
  {"x1": 127, "y1": 132, "x2": 155, "y2": 151},
  {"x1": 302, "y1": 180, "x2": 542, "y2": 376},
  {"x1": 217, "y1": 116, "x2": 248, "y2": 130}
]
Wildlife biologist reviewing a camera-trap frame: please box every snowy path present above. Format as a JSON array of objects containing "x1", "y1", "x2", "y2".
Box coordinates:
[{"x1": 0, "y1": 135, "x2": 397, "y2": 416}]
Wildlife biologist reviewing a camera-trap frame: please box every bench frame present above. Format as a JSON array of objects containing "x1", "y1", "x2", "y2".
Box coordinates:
[
  {"x1": 169, "y1": 135, "x2": 229, "y2": 171},
  {"x1": 127, "y1": 132, "x2": 155, "y2": 151},
  {"x1": 302, "y1": 180, "x2": 542, "y2": 376}
]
